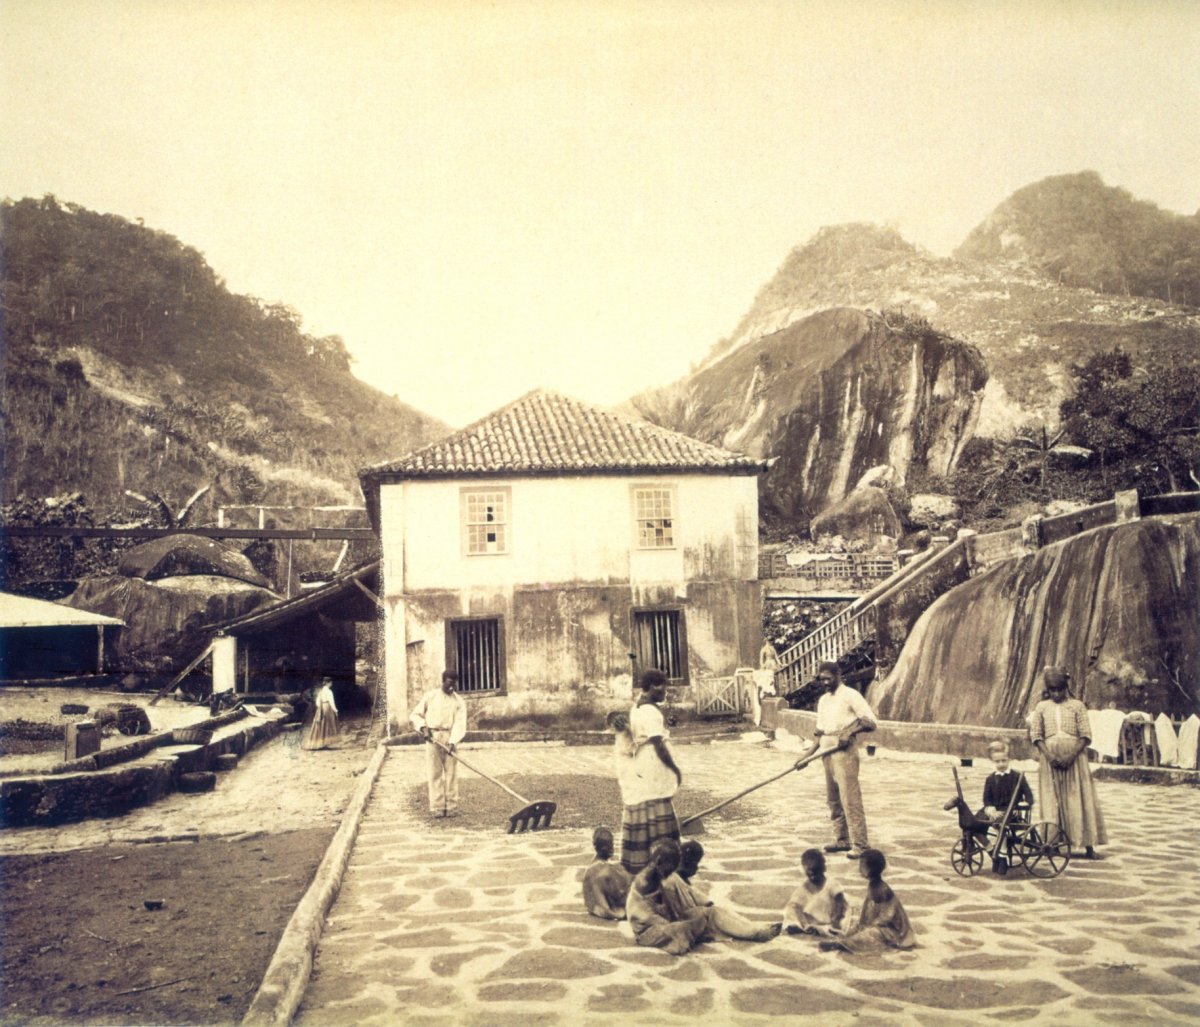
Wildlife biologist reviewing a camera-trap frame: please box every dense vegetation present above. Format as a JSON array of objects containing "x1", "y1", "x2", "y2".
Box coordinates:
[
  {"x1": 1, "y1": 195, "x2": 447, "y2": 518},
  {"x1": 956, "y1": 171, "x2": 1200, "y2": 306}
]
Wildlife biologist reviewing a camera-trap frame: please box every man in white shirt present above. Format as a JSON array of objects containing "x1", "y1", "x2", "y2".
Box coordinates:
[
  {"x1": 812, "y1": 662, "x2": 876, "y2": 859},
  {"x1": 410, "y1": 670, "x2": 468, "y2": 817}
]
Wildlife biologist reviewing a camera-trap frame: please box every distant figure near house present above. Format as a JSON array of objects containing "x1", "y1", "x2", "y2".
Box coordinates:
[
  {"x1": 301, "y1": 679, "x2": 339, "y2": 750},
  {"x1": 751, "y1": 640, "x2": 781, "y2": 725},
  {"x1": 410, "y1": 670, "x2": 468, "y2": 817}
]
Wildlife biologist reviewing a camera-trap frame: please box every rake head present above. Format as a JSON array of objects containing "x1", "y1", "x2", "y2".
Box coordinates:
[{"x1": 508, "y1": 800, "x2": 557, "y2": 833}]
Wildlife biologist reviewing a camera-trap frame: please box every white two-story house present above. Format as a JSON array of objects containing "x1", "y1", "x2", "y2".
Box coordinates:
[{"x1": 358, "y1": 389, "x2": 768, "y2": 728}]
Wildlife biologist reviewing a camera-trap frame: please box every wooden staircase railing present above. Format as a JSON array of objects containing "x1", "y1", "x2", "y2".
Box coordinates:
[{"x1": 772, "y1": 542, "x2": 951, "y2": 695}]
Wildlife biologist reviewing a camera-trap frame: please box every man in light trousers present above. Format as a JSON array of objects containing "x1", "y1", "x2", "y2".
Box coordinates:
[
  {"x1": 410, "y1": 669, "x2": 468, "y2": 817},
  {"x1": 812, "y1": 661, "x2": 876, "y2": 859}
]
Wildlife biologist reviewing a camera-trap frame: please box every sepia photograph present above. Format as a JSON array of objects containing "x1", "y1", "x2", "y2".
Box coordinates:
[{"x1": 1, "y1": 1, "x2": 1198, "y2": 1024}]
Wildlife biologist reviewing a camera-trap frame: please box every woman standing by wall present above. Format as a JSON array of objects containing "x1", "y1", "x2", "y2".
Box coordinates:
[{"x1": 1029, "y1": 666, "x2": 1107, "y2": 859}]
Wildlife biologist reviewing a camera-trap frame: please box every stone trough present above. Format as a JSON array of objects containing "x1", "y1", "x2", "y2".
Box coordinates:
[{"x1": 0, "y1": 704, "x2": 291, "y2": 828}]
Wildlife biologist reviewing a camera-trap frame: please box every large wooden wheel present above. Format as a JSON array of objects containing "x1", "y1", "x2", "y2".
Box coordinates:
[
  {"x1": 951, "y1": 835, "x2": 985, "y2": 877},
  {"x1": 1018, "y1": 821, "x2": 1071, "y2": 878}
]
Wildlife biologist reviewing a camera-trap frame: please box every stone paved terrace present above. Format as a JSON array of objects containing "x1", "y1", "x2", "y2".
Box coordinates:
[{"x1": 296, "y1": 740, "x2": 1200, "y2": 1026}]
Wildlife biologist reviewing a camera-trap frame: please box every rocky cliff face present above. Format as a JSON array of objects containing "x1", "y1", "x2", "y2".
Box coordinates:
[
  {"x1": 689, "y1": 216, "x2": 1200, "y2": 437},
  {"x1": 638, "y1": 307, "x2": 987, "y2": 521},
  {"x1": 871, "y1": 515, "x2": 1200, "y2": 726}
]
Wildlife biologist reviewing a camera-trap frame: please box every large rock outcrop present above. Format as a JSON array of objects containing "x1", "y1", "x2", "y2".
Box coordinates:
[
  {"x1": 871, "y1": 515, "x2": 1200, "y2": 727},
  {"x1": 118, "y1": 535, "x2": 270, "y2": 588},
  {"x1": 65, "y1": 575, "x2": 278, "y2": 675},
  {"x1": 637, "y1": 308, "x2": 986, "y2": 521}
]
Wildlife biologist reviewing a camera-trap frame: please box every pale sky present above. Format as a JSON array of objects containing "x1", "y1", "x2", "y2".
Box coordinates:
[{"x1": 3, "y1": 0, "x2": 1198, "y2": 427}]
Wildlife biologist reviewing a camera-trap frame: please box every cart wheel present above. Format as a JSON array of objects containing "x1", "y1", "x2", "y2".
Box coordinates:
[
  {"x1": 951, "y1": 836, "x2": 984, "y2": 876},
  {"x1": 1018, "y1": 822, "x2": 1071, "y2": 878}
]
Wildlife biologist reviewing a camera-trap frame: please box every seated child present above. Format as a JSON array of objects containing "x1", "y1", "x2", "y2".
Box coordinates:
[
  {"x1": 678, "y1": 840, "x2": 704, "y2": 883},
  {"x1": 783, "y1": 848, "x2": 848, "y2": 937},
  {"x1": 820, "y1": 848, "x2": 916, "y2": 954},
  {"x1": 977, "y1": 739, "x2": 1033, "y2": 823},
  {"x1": 582, "y1": 827, "x2": 632, "y2": 920},
  {"x1": 626, "y1": 839, "x2": 718, "y2": 955},
  {"x1": 662, "y1": 839, "x2": 781, "y2": 942}
]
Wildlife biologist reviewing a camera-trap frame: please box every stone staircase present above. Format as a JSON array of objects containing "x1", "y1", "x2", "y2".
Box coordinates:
[{"x1": 771, "y1": 487, "x2": 1182, "y2": 695}]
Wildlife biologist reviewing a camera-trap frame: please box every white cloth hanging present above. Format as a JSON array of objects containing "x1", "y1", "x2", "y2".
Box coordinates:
[
  {"x1": 1176, "y1": 715, "x2": 1200, "y2": 770},
  {"x1": 1154, "y1": 713, "x2": 1178, "y2": 767},
  {"x1": 1089, "y1": 708, "x2": 1127, "y2": 760}
]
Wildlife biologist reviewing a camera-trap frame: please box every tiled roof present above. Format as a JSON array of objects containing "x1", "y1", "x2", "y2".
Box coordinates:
[{"x1": 361, "y1": 389, "x2": 765, "y2": 480}]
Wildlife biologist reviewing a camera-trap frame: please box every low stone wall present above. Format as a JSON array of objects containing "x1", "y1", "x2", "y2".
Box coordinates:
[
  {"x1": 0, "y1": 709, "x2": 287, "y2": 828},
  {"x1": 768, "y1": 705, "x2": 1036, "y2": 760}
]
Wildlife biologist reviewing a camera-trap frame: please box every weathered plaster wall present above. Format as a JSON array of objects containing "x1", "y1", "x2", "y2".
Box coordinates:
[{"x1": 378, "y1": 472, "x2": 761, "y2": 727}]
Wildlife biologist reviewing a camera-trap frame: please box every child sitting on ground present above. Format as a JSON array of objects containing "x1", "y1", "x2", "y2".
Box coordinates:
[
  {"x1": 626, "y1": 839, "x2": 718, "y2": 955},
  {"x1": 661, "y1": 839, "x2": 781, "y2": 942},
  {"x1": 820, "y1": 848, "x2": 916, "y2": 953},
  {"x1": 678, "y1": 840, "x2": 705, "y2": 883},
  {"x1": 783, "y1": 848, "x2": 848, "y2": 937},
  {"x1": 582, "y1": 827, "x2": 632, "y2": 920},
  {"x1": 978, "y1": 739, "x2": 1033, "y2": 823}
]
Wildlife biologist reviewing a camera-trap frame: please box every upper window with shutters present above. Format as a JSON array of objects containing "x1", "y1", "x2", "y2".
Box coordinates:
[{"x1": 461, "y1": 488, "x2": 510, "y2": 556}]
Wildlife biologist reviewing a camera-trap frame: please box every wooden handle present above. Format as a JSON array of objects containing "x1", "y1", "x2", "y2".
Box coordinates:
[
  {"x1": 430, "y1": 738, "x2": 531, "y2": 806},
  {"x1": 680, "y1": 741, "x2": 846, "y2": 828}
]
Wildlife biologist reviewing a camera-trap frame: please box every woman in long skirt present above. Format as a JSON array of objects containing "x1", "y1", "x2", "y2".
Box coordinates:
[
  {"x1": 302, "y1": 679, "x2": 340, "y2": 751},
  {"x1": 620, "y1": 669, "x2": 683, "y2": 875},
  {"x1": 1029, "y1": 666, "x2": 1106, "y2": 858}
]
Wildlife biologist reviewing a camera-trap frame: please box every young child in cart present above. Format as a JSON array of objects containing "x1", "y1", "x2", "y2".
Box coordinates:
[
  {"x1": 783, "y1": 848, "x2": 848, "y2": 937},
  {"x1": 978, "y1": 740, "x2": 1033, "y2": 823},
  {"x1": 820, "y1": 848, "x2": 916, "y2": 953}
]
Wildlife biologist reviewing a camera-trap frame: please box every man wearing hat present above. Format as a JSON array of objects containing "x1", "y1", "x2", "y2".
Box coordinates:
[{"x1": 410, "y1": 669, "x2": 468, "y2": 817}]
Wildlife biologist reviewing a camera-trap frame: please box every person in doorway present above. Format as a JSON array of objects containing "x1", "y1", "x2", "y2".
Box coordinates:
[
  {"x1": 1028, "y1": 665, "x2": 1107, "y2": 859},
  {"x1": 620, "y1": 669, "x2": 683, "y2": 875},
  {"x1": 410, "y1": 669, "x2": 468, "y2": 817},
  {"x1": 812, "y1": 662, "x2": 876, "y2": 859},
  {"x1": 301, "y1": 678, "x2": 339, "y2": 750}
]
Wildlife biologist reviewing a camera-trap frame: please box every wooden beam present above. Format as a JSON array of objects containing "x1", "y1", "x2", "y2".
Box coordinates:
[
  {"x1": 351, "y1": 574, "x2": 385, "y2": 610},
  {"x1": 0, "y1": 526, "x2": 374, "y2": 540},
  {"x1": 149, "y1": 641, "x2": 214, "y2": 706}
]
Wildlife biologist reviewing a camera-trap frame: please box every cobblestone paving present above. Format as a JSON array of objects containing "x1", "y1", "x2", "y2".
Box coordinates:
[{"x1": 296, "y1": 740, "x2": 1200, "y2": 1026}]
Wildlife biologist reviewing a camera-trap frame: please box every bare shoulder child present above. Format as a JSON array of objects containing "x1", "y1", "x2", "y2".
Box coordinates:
[
  {"x1": 821, "y1": 848, "x2": 916, "y2": 954},
  {"x1": 582, "y1": 827, "x2": 632, "y2": 921}
]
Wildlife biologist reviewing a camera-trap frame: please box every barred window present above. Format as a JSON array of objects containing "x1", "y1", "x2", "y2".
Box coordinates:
[
  {"x1": 462, "y1": 488, "x2": 509, "y2": 556},
  {"x1": 634, "y1": 486, "x2": 675, "y2": 549},
  {"x1": 632, "y1": 609, "x2": 687, "y2": 683},
  {"x1": 447, "y1": 618, "x2": 505, "y2": 693}
]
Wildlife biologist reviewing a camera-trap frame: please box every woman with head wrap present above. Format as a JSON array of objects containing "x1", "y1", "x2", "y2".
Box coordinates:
[{"x1": 1028, "y1": 666, "x2": 1107, "y2": 859}]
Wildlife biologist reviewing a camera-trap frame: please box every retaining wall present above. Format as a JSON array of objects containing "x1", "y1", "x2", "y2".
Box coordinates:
[{"x1": 0, "y1": 708, "x2": 287, "y2": 828}]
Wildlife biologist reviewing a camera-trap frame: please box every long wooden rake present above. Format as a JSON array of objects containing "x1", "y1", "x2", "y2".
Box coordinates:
[
  {"x1": 680, "y1": 740, "x2": 847, "y2": 835},
  {"x1": 431, "y1": 740, "x2": 556, "y2": 832}
]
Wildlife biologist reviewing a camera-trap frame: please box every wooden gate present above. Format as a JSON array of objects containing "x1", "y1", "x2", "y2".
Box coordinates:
[{"x1": 695, "y1": 668, "x2": 757, "y2": 718}]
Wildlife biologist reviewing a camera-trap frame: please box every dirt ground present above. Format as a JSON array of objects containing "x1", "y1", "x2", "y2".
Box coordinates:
[
  {"x1": 0, "y1": 708, "x2": 753, "y2": 1027},
  {"x1": 0, "y1": 713, "x2": 378, "y2": 1027}
]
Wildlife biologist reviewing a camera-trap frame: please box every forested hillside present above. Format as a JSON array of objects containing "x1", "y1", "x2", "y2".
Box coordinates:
[
  {"x1": 955, "y1": 171, "x2": 1200, "y2": 306},
  {"x1": 1, "y1": 196, "x2": 448, "y2": 518}
]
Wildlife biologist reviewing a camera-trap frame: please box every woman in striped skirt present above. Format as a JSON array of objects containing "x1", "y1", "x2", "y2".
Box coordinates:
[{"x1": 621, "y1": 669, "x2": 683, "y2": 875}]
